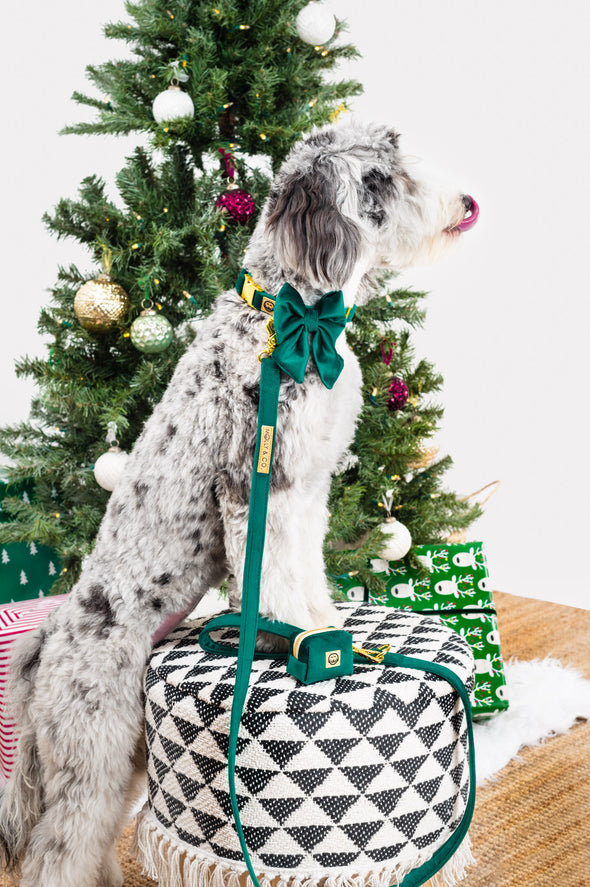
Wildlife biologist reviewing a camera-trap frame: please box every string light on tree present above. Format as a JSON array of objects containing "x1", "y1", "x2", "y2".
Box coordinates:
[{"x1": 295, "y1": 1, "x2": 336, "y2": 45}]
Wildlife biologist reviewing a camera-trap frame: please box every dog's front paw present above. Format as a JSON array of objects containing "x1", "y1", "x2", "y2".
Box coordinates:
[{"x1": 309, "y1": 602, "x2": 344, "y2": 630}]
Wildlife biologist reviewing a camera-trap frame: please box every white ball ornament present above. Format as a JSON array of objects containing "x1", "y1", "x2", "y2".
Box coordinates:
[
  {"x1": 380, "y1": 518, "x2": 412, "y2": 561},
  {"x1": 94, "y1": 446, "x2": 129, "y2": 492},
  {"x1": 295, "y1": 1, "x2": 336, "y2": 45},
  {"x1": 152, "y1": 84, "x2": 194, "y2": 124}
]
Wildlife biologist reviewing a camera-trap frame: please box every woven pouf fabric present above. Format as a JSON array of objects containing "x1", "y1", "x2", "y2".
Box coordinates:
[{"x1": 133, "y1": 603, "x2": 476, "y2": 887}]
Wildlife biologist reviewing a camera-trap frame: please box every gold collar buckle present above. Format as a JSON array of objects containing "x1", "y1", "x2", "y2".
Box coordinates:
[{"x1": 241, "y1": 271, "x2": 264, "y2": 309}]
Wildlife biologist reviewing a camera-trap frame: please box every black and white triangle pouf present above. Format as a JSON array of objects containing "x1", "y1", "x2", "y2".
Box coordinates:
[{"x1": 133, "y1": 603, "x2": 475, "y2": 887}]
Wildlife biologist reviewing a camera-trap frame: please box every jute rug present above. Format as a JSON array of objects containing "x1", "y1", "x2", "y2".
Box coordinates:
[{"x1": 1, "y1": 592, "x2": 588, "y2": 887}]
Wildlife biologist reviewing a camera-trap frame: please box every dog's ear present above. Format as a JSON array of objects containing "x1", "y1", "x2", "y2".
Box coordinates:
[{"x1": 265, "y1": 162, "x2": 362, "y2": 289}]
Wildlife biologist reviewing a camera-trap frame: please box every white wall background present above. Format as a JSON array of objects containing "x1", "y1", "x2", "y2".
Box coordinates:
[{"x1": 2, "y1": 1, "x2": 589, "y2": 609}]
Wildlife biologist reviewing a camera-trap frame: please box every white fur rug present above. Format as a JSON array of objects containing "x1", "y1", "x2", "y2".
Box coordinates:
[{"x1": 473, "y1": 657, "x2": 590, "y2": 785}]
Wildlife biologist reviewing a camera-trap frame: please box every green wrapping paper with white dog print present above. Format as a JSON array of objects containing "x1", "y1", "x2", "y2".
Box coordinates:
[{"x1": 336, "y1": 541, "x2": 509, "y2": 720}]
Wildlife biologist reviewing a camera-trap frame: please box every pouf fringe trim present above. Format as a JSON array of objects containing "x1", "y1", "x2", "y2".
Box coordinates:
[{"x1": 133, "y1": 809, "x2": 474, "y2": 887}]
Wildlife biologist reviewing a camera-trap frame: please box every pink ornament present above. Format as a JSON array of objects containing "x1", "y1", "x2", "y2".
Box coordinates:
[
  {"x1": 215, "y1": 186, "x2": 256, "y2": 224},
  {"x1": 387, "y1": 377, "x2": 409, "y2": 411},
  {"x1": 216, "y1": 148, "x2": 256, "y2": 224}
]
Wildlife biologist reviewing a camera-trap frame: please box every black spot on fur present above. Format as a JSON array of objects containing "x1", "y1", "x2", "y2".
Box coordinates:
[
  {"x1": 193, "y1": 372, "x2": 203, "y2": 390},
  {"x1": 243, "y1": 383, "x2": 260, "y2": 406},
  {"x1": 134, "y1": 480, "x2": 149, "y2": 501},
  {"x1": 20, "y1": 630, "x2": 45, "y2": 679},
  {"x1": 212, "y1": 359, "x2": 224, "y2": 380},
  {"x1": 166, "y1": 423, "x2": 178, "y2": 439},
  {"x1": 151, "y1": 596, "x2": 163, "y2": 611},
  {"x1": 156, "y1": 572, "x2": 172, "y2": 586},
  {"x1": 185, "y1": 388, "x2": 196, "y2": 398},
  {"x1": 134, "y1": 586, "x2": 147, "y2": 599},
  {"x1": 79, "y1": 584, "x2": 117, "y2": 636},
  {"x1": 199, "y1": 510, "x2": 208, "y2": 522},
  {"x1": 235, "y1": 315, "x2": 258, "y2": 340},
  {"x1": 305, "y1": 130, "x2": 336, "y2": 148},
  {"x1": 72, "y1": 679, "x2": 100, "y2": 714}
]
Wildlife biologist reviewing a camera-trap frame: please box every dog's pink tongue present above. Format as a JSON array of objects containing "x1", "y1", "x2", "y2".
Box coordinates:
[{"x1": 457, "y1": 196, "x2": 479, "y2": 232}]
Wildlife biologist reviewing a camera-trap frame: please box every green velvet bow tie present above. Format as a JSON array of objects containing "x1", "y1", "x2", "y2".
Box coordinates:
[{"x1": 271, "y1": 282, "x2": 347, "y2": 389}]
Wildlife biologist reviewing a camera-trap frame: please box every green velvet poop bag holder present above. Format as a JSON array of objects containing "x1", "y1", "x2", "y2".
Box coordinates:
[{"x1": 199, "y1": 615, "x2": 354, "y2": 685}]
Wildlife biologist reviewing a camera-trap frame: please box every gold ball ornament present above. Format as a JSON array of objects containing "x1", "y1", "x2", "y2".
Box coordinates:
[
  {"x1": 130, "y1": 307, "x2": 174, "y2": 353},
  {"x1": 74, "y1": 273, "x2": 130, "y2": 332}
]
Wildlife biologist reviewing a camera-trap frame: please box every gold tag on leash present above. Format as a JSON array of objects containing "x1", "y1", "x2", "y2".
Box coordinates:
[{"x1": 257, "y1": 426, "x2": 274, "y2": 474}]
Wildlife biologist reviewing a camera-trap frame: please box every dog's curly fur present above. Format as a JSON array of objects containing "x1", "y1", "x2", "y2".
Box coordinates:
[{"x1": 0, "y1": 121, "x2": 473, "y2": 886}]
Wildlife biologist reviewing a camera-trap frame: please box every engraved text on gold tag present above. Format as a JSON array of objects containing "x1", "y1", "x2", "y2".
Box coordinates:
[{"x1": 257, "y1": 425, "x2": 274, "y2": 474}]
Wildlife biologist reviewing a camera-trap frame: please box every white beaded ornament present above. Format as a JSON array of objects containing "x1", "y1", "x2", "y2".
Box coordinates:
[
  {"x1": 295, "y1": 1, "x2": 336, "y2": 45},
  {"x1": 94, "y1": 446, "x2": 129, "y2": 492},
  {"x1": 152, "y1": 84, "x2": 194, "y2": 124}
]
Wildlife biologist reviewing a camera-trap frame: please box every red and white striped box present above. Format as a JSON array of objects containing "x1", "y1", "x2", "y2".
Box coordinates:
[{"x1": 0, "y1": 595, "x2": 67, "y2": 783}]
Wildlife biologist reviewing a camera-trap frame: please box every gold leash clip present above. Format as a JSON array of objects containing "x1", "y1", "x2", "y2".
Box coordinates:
[
  {"x1": 352, "y1": 643, "x2": 391, "y2": 664},
  {"x1": 258, "y1": 318, "x2": 277, "y2": 362}
]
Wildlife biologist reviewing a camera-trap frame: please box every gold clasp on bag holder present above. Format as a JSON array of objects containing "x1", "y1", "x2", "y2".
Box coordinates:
[
  {"x1": 352, "y1": 643, "x2": 391, "y2": 664},
  {"x1": 258, "y1": 318, "x2": 277, "y2": 362}
]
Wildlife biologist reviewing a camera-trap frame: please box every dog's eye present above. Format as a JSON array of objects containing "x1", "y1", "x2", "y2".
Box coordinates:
[
  {"x1": 362, "y1": 169, "x2": 396, "y2": 197},
  {"x1": 360, "y1": 169, "x2": 397, "y2": 227}
]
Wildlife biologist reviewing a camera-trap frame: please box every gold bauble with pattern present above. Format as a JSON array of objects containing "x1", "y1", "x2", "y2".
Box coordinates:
[{"x1": 74, "y1": 273, "x2": 130, "y2": 332}]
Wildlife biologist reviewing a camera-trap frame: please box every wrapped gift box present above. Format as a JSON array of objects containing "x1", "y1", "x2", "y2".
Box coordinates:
[
  {"x1": 1, "y1": 480, "x2": 62, "y2": 604},
  {"x1": 336, "y1": 541, "x2": 509, "y2": 720},
  {"x1": 0, "y1": 595, "x2": 67, "y2": 781}
]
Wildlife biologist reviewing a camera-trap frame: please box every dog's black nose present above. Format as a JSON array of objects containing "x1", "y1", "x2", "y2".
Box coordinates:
[{"x1": 462, "y1": 195, "x2": 473, "y2": 212}]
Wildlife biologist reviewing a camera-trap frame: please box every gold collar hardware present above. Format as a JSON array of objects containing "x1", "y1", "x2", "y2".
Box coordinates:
[
  {"x1": 242, "y1": 272, "x2": 264, "y2": 309},
  {"x1": 352, "y1": 643, "x2": 391, "y2": 664},
  {"x1": 258, "y1": 318, "x2": 277, "y2": 362}
]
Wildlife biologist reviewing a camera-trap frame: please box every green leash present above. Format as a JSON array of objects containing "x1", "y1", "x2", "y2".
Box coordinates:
[{"x1": 200, "y1": 275, "x2": 476, "y2": 887}]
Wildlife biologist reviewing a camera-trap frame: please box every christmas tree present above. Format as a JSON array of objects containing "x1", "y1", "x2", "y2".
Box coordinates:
[{"x1": 0, "y1": 0, "x2": 479, "y2": 595}]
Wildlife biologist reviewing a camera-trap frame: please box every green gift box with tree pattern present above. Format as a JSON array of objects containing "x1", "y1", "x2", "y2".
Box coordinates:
[
  {"x1": 0, "y1": 480, "x2": 62, "y2": 604},
  {"x1": 336, "y1": 541, "x2": 508, "y2": 720}
]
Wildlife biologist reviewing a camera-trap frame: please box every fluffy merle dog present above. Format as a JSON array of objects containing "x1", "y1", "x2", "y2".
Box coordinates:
[{"x1": 0, "y1": 121, "x2": 476, "y2": 886}]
